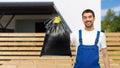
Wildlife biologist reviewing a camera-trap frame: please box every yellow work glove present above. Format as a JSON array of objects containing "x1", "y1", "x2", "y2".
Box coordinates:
[{"x1": 53, "y1": 16, "x2": 61, "y2": 24}]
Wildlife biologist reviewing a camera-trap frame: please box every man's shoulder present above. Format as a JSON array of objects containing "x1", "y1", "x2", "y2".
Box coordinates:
[
  {"x1": 93, "y1": 30, "x2": 105, "y2": 38},
  {"x1": 71, "y1": 30, "x2": 80, "y2": 34},
  {"x1": 100, "y1": 31, "x2": 105, "y2": 37},
  {"x1": 70, "y1": 30, "x2": 80, "y2": 37}
]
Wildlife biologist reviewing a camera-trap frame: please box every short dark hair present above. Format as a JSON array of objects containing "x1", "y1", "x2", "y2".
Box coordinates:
[{"x1": 82, "y1": 9, "x2": 95, "y2": 17}]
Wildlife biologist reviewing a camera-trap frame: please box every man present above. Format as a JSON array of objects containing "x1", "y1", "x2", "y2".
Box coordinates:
[{"x1": 70, "y1": 9, "x2": 110, "y2": 68}]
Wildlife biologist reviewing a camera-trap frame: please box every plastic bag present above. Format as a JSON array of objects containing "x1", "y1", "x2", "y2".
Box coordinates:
[{"x1": 40, "y1": 16, "x2": 71, "y2": 56}]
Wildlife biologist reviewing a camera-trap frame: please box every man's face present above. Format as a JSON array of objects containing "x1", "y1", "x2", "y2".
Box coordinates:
[{"x1": 82, "y1": 12, "x2": 95, "y2": 28}]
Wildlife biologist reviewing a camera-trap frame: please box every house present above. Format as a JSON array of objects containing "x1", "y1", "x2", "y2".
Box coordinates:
[{"x1": 0, "y1": 0, "x2": 100, "y2": 33}]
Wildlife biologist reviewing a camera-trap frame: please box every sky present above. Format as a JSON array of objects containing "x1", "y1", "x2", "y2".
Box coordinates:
[{"x1": 101, "y1": 0, "x2": 120, "y2": 20}]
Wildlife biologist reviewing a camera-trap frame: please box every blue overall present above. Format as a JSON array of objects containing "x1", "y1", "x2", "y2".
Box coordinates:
[{"x1": 74, "y1": 30, "x2": 100, "y2": 68}]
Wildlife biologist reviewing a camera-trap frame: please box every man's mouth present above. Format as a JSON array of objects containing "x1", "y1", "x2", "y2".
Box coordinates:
[{"x1": 85, "y1": 21, "x2": 91, "y2": 23}]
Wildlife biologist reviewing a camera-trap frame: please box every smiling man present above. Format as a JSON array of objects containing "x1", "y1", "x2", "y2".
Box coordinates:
[{"x1": 71, "y1": 9, "x2": 110, "y2": 68}]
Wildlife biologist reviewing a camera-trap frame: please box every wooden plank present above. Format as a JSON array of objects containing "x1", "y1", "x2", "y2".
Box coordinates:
[
  {"x1": 0, "y1": 56, "x2": 72, "y2": 60},
  {"x1": 108, "y1": 51, "x2": 120, "y2": 55},
  {"x1": 0, "y1": 47, "x2": 42, "y2": 50},
  {"x1": 100, "y1": 60, "x2": 120, "y2": 64},
  {"x1": 0, "y1": 66, "x2": 16, "y2": 68},
  {"x1": 32, "y1": 60, "x2": 73, "y2": 64},
  {"x1": 107, "y1": 42, "x2": 120, "y2": 45},
  {"x1": 0, "y1": 46, "x2": 73, "y2": 50},
  {"x1": 100, "y1": 65, "x2": 120, "y2": 68},
  {"x1": 17, "y1": 66, "x2": 73, "y2": 68},
  {"x1": 0, "y1": 33, "x2": 45, "y2": 36},
  {"x1": 107, "y1": 47, "x2": 120, "y2": 50},
  {"x1": 106, "y1": 38, "x2": 120, "y2": 41},
  {"x1": 105, "y1": 33, "x2": 120, "y2": 36},
  {"x1": 0, "y1": 52, "x2": 40, "y2": 55},
  {"x1": 0, "y1": 65, "x2": 76, "y2": 68},
  {"x1": 0, "y1": 38, "x2": 44, "y2": 41},
  {"x1": 101, "y1": 56, "x2": 120, "y2": 59},
  {"x1": 17, "y1": 66, "x2": 37, "y2": 68},
  {"x1": 0, "y1": 60, "x2": 73, "y2": 65},
  {"x1": 0, "y1": 42, "x2": 43, "y2": 46}
]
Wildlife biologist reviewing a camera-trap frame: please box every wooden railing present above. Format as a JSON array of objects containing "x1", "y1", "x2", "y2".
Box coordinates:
[
  {"x1": 103, "y1": 33, "x2": 120, "y2": 68},
  {"x1": 0, "y1": 33, "x2": 119, "y2": 68}
]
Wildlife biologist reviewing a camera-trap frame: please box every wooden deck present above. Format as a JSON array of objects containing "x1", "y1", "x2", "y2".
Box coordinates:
[{"x1": 0, "y1": 32, "x2": 119, "y2": 68}]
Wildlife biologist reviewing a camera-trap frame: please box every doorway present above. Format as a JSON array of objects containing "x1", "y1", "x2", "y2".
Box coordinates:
[{"x1": 35, "y1": 22, "x2": 46, "y2": 33}]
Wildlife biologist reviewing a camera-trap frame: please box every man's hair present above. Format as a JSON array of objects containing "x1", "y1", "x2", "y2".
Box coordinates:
[{"x1": 82, "y1": 9, "x2": 95, "y2": 17}]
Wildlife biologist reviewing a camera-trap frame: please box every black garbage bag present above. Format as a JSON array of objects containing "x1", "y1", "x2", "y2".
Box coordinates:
[{"x1": 40, "y1": 16, "x2": 71, "y2": 56}]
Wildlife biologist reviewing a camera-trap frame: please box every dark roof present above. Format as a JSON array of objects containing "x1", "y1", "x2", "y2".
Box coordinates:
[
  {"x1": 0, "y1": 2, "x2": 54, "y2": 6},
  {"x1": 0, "y1": 2, "x2": 57, "y2": 15}
]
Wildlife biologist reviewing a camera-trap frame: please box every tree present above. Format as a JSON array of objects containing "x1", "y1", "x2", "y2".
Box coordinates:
[
  {"x1": 101, "y1": 9, "x2": 115, "y2": 32},
  {"x1": 110, "y1": 15, "x2": 120, "y2": 32}
]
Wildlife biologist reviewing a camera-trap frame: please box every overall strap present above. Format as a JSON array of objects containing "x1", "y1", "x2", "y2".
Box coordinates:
[
  {"x1": 79, "y1": 30, "x2": 82, "y2": 45},
  {"x1": 94, "y1": 31, "x2": 100, "y2": 45}
]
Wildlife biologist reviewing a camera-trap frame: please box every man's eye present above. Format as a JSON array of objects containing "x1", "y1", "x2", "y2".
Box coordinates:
[
  {"x1": 89, "y1": 16, "x2": 93, "y2": 18},
  {"x1": 83, "y1": 17, "x2": 86, "y2": 19}
]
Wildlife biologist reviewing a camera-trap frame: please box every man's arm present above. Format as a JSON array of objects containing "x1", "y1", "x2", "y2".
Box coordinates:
[{"x1": 101, "y1": 48, "x2": 110, "y2": 68}]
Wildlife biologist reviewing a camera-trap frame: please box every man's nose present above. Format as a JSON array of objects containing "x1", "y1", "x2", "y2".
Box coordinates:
[{"x1": 86, "y1": 17, "x2": 90, "y2": 21}]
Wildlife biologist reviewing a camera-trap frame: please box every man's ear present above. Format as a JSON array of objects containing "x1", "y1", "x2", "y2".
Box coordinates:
[{"x1": 93, "y1": 17, "x2": 95, "y2": 21}]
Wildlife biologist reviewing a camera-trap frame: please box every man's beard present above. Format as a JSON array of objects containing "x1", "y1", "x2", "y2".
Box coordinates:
[{"x1": 85, "y1": 21, "x2": 93, "y2": 28}]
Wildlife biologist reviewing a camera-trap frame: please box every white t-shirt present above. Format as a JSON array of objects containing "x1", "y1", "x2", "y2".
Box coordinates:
[{"x1": 70, "y1": 29, "x2": 107, "y2": 52}]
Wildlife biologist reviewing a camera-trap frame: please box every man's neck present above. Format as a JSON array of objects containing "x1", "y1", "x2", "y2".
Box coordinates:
[{"x1": 85, "y1": 27, "x2": 94, "y2": 31}]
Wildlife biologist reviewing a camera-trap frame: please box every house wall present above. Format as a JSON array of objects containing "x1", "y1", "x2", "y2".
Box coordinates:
[
  {"x1": 15, "y1": 20, "x2": 35, "y2": 32},
  {"x1": 0, "y1": 15, "x2": 56, "y2": 32}
]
